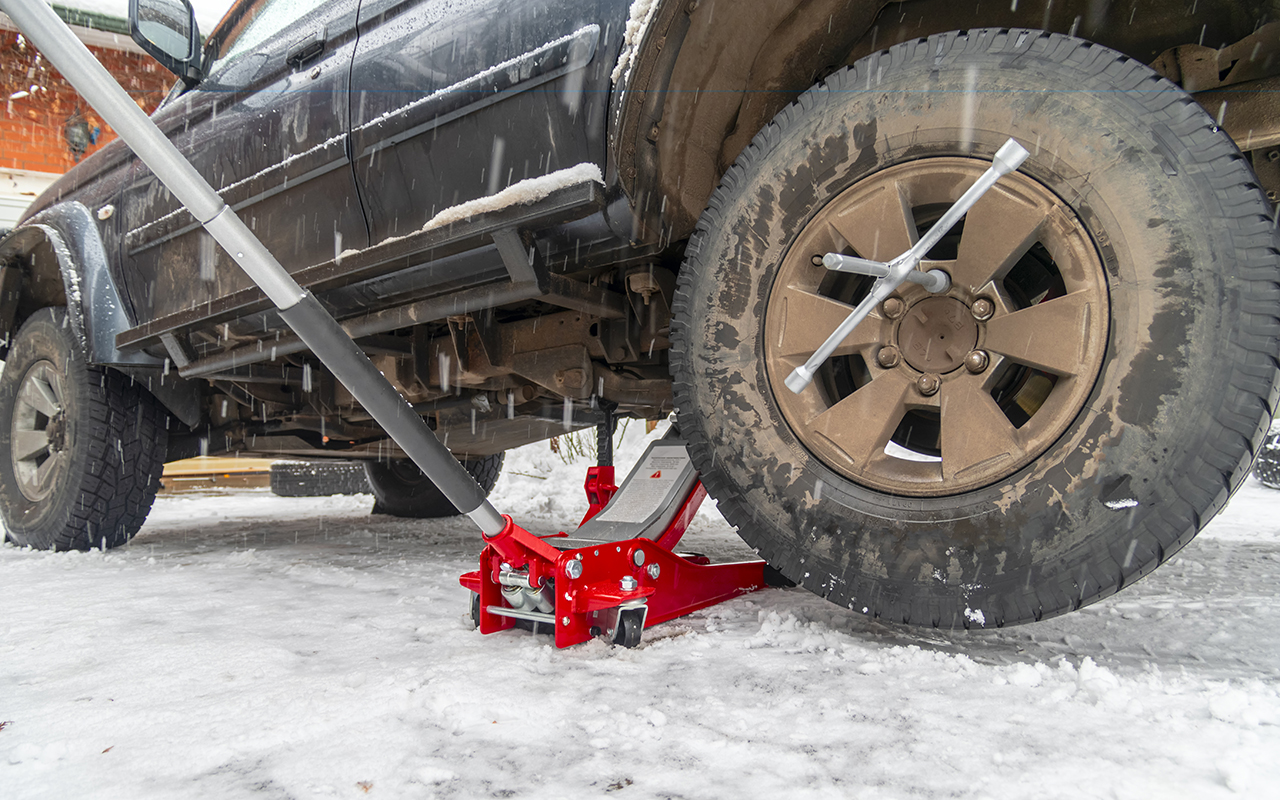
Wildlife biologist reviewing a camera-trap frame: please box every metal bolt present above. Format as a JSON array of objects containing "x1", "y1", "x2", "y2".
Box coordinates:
[
  {"x1": 561, "y1": 616, "x2": 571, "y2": 626},
  {"x1": 632, "y1": 550, "x2": 645, "y2": 566},
  {"x1": 971, "y1": 298, "x2": 995, "y2": 321},
  {"x1": 620, "y1": 576, "x2": 639, "y2": 591},
  {"x1": 564, "y1": 559, "x2": 583, "y2": 579},
  {"x1": 647, "y1": 563, "x2": 661, "y2": 579},
  {"x1": 965, "y1": 350, "x2": 990, "y2": 374},
  {"x1": 916, "y1": 373, "x2": 941, "y2": 396},
  {"x1": 882, "y1": 296, "x2": 905, "y2": 319},
  {"x1": 876, "y1": 346, "x2": 901, "y2": 369}
]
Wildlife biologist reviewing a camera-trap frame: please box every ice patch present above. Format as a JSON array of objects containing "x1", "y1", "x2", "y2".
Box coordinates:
[{"x1": 964, "y1": 607, "x2": 986, "y2": 626}]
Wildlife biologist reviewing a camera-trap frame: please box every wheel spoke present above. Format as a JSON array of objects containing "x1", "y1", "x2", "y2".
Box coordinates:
[
  {"x1": 951, "y1": 184, "x2": 1051, "y2": 291},
  {"x1": 19, "y1": 375, "x2": 60, "y2": 418},
  {"x1": 13, "y1": 430, "x2": 50, "y2": 462},
  {"x1": 810, "y1": 370, "x2": 914, "y2": 469},
  {"x1": 939, "y1": 375, "x2": 1022, "y2": 481},
  {"x1": 34, "y1": 450, "x2": 62, "y2": 492},
  {"x1": 772, "y1": 285, "x2": 880, "y2": 360},
  {"x1": 827, "y1": 180, "x2": 917, "y2": 262},
  {"x1": 983, "y1": 290, "x2": 1097, "y2": 376}
]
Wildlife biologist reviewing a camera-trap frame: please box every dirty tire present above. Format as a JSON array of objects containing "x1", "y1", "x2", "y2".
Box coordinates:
[
  {"x1": 670, "y1": 29, "x2": 1280, "y2": 628},
  {"x1": 270, "y1": 461, "x2": 371, "y2": 497},
  {"x1": 0, "y1": 308, "x2": 168, "y2": 550},
  {"x1": 365, "y1": 453, "x2": 504, "y2": 518},
  {"x1": 1253, "y1": 433, "x2": 1280, "y2": 489}
]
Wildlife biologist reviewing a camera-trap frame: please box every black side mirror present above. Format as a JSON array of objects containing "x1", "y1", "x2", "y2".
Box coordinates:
[{"x1": 129, "y1": 0, "x2": 203, "y2": 84}]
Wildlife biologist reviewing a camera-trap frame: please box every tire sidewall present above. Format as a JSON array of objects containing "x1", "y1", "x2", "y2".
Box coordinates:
[
  {"x1": 676, "y1": 31, "x2": 1255, "y2": 621},
  {"x1": 0, "y1": 308, "x2": 92, "y2": 549}
]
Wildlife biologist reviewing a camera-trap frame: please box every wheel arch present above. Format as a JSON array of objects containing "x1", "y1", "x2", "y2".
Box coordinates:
[
  {"x1": 0, "y1": 203, "x2": 203, "y2": 427},
  {"x1": 610, "y1": 0, "x2": 1277, "y2": 247},
  {"x1": 0, "y1": 202, "x2": 151, "y2": 366}
]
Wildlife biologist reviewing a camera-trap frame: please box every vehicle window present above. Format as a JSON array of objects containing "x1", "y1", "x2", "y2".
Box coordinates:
[{"x1": 212, "y1": 0, "x2": 326, "y2": 66}]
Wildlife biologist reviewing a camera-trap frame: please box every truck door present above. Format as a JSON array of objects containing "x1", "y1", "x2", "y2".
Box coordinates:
[
  {"x1": 348, "y1": 0, "x2": 618, "y2": 246},
  {"x1": 120, "y1": 0, "x2": 368, "y2": 325}
]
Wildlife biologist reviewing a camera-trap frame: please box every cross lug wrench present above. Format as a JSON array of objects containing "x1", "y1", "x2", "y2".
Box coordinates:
[{"x1": 785, "y1": 138, "x2": 1030, "y2": 394}]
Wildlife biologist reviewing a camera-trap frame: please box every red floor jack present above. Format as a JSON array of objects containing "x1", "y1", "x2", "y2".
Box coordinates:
[
  {"x1": 461, "y1": 423, "x2": 767, "y2": 648},
  {"x1": 8, "y1": 0, "x2": 765, "y2": 651}
]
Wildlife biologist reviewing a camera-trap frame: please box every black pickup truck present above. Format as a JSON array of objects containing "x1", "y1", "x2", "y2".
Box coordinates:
[{"x1": 2, "y1": 0, "x2": 1277, "y2": 629}]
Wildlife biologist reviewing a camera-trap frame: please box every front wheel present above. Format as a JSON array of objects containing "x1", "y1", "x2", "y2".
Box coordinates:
[
  {"x1": 670, "y1": 29, "x2": 1280, "y2": 627},
  {"x1": 0, "y1": 308, "x2": 168, "y2": 550}
]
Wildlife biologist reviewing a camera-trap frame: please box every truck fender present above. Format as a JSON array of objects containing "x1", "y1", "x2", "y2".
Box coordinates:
[{"x1": 0, "y1": 202, "x2": 202, "y2": 426}]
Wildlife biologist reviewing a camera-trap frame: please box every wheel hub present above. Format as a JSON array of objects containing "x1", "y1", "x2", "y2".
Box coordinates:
[
  {"x1": 896, "y1": 297, "x2": 977, "y2": 373},
  {"x1": 45, "y1": 412, "x2": 67, "y2": 453},
  {"x1": 763, "y1": 157, "x2": 1109, "y2": 496}
]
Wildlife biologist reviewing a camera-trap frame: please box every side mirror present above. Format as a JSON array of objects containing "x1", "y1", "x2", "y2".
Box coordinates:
[{"x1": 129, "y1": 0, "x2": 203, "y2": 84}]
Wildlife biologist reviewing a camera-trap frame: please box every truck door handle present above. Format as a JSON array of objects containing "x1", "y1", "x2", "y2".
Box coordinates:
[{"x1": 286, "y1": 27, "x2": 327, "y2": 68}]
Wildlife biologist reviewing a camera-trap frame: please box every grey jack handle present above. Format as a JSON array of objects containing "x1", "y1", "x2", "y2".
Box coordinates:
[
  {"x1": 784, "y1": 139, "x2": 1030, "y2": 394},
  {"x1": 0, "y1": 0, "x2": 507, "y2": 536}
]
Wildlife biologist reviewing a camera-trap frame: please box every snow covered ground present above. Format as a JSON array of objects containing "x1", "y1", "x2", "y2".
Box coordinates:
[{"x1": 4, "y1": 424, "x2": 1280, "y2": 799}]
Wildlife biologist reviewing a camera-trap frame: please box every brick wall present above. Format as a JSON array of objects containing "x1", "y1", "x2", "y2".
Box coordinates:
[{"x1": 1, "y1": 29, "x2": 172, "y2": 174}]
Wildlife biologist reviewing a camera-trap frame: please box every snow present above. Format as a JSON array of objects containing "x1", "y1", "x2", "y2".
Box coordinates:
[
  {"x1": 127, "y1": 133, "x2": 348, "y2": 240},
  {"x1": 611, "y1": 0, "x2": 659, "y2": 85},
  {"x1": 356, "y1": 25, "x2": 600, "y2": 134},
  {"x1": 422, "y1": 163, "x2": 604, "y2": 232},
  {"x1": 4, "y1": 422, "x2": 1280, "y2": 798}
]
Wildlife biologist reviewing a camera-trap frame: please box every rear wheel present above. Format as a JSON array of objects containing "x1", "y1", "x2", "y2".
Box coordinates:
[
  {"x1": 0, "y1": 307, "x2": 168, "y2": 550},
  {"x1": 365, "y1": 453, "x2": 503, "y2": 518},
  {"x1": 670, "y1": 29, "x2": 1280, "y2": 627}
]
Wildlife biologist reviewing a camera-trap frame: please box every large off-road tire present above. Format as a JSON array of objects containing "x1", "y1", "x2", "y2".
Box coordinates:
[
  {"x1": 365, "y1": 453, "x2": 503, "y2": 518},
  {"x1": 0, "y1": 308, "x2": 168, "y2": 550},
  {"x1": 670, "y1": 29, "x2": 1280, "y2": 628}
]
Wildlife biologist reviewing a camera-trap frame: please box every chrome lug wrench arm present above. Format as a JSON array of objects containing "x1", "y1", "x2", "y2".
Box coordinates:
[{"x1": 784, "y1": 139, "x2": 1030, "y2": 394}]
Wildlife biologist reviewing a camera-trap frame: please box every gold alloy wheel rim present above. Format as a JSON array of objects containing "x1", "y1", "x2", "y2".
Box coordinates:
[{"x1": 764, "y1": 158, "x2": 1109, "y2": 496}]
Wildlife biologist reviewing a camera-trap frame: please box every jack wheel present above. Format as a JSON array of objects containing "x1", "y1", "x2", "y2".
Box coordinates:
[{"x1": 613, "y1": 609, "x2": 645, "y2": 648}]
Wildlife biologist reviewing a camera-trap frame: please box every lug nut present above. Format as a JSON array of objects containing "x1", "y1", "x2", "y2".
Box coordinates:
[
  {"x1": 620, "y1": 576, "x2": 639, "y2": 591},
  {"x1": 876, "y1": 346, "x2": 901, "y2": 369},
  {"x1": 811, "y1": 254, "x2": 825, "y2": 266},
  {"x1": 971, "y1": 298, "x2": 994, "y2": 321},
  {"x1": 916, "y1": 373, "x2": 941, "y2": 396},
  {"x1": 882, "y1": 297, "x2": 905, "y2": 319},
  {"x1": 965, "y1": 350, "x2": 990, "y2": 374}
]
